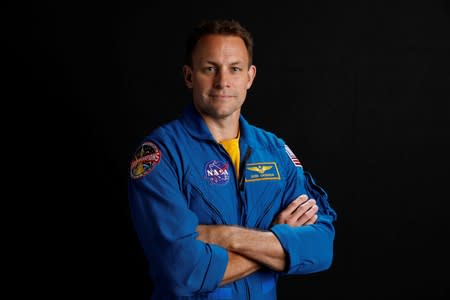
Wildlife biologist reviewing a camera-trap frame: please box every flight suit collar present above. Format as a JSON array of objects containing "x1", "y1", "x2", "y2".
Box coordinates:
[
  {"x1": 181, "y1": 102, "x2": 216, "y2": 142},
  {"x1": 181, "y1": 101, "x2": 256, "y2": 144}
]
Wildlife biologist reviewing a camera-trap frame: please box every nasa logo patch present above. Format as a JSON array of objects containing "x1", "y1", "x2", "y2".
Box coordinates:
[
  {"x1": 204, "y1": 160, "x2": 230, "y2": 185},
  {"x1": 130, "y1": 141, "x2": 161, "y2": 179}
]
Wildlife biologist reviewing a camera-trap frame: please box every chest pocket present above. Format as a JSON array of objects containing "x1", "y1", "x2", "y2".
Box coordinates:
[
  {"x1": 242, "y1": 161, "x2": 284, "y2": 229},
  {"x1": 183, "y1": 168, "x2": 239, "y2": 225}
]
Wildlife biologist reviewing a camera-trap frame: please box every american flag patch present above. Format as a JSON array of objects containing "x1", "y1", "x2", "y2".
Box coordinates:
[{"x1": 285, "y1": 145, "x2": 302, "y2": 167}]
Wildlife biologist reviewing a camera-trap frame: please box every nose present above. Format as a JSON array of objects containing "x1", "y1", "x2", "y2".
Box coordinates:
[{"x1": 213, "y1": 69, "x2": 231, "y2": 89}]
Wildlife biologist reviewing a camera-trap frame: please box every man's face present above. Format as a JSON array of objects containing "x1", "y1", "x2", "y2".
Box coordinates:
[{"x1": 183, "y1": 34, "x2": 256, "y2": 120}]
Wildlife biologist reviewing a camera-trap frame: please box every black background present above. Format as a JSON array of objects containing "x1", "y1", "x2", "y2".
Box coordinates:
[{"x1": 7, "y1": 0, "x2": 450, "y2": 299}]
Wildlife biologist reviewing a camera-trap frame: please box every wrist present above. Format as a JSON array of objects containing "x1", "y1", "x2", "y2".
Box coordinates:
[{"x1": 227, "y1": 226, "x2": 242, "y2": 252}]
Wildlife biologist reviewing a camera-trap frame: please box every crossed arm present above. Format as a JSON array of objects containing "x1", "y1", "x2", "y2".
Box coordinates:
[{"x1": 196, "y1": 194, "x2": 318, "y2": 286}]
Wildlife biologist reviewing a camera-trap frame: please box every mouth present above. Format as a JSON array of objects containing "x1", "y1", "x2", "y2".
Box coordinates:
[{"x1": 210, "y1": 94, "x2": 235, "y2": 99}]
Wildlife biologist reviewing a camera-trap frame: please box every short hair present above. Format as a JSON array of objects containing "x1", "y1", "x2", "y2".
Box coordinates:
[{"x1": 184, "y1": 19, "x2": 254, "y2": 67}]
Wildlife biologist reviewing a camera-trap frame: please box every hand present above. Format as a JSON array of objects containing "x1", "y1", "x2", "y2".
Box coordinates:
[{"x1": 272, "y1": 194, "x2": 318, "y2": 226}]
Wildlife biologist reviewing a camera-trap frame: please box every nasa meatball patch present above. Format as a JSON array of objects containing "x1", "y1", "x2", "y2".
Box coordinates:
[
  {"x1": 130, "y1": 141, "x2": 161, "y2": 179},
  {"x1": 204, "y1": 160, "x2": 230, "y2": 185}
]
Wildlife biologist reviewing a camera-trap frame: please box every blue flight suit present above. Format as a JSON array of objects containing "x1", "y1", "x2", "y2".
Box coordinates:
[{"x1": 128, "y1": 103, "x2": 337, "y2": 299}]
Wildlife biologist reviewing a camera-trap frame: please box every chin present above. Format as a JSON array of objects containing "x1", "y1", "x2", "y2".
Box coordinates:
[
  {"x1": 211, "y1": 107, "x2": 240, "y2": 119},
  {"x1": 196, "y1": 101, "x2": 241, "y2": 119}
]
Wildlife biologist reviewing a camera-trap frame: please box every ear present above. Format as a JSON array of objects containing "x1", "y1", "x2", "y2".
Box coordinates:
[
  {"x1": 246, "y1": 65, "x2": 257, "y2": 90},
  {"x1": 183, "y1": 65, "x2": 193, "y2": 88}
]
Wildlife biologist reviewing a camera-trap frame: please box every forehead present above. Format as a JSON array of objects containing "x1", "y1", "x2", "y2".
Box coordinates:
[{"x1": 192, "y1": 34, "x2": 249, "y2": 64}]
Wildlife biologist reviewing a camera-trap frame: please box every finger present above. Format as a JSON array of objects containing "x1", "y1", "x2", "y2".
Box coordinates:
[
  {"x1": 289, "y1": 199, "x2": 316, "y2": 223},
  {"x1": 283, "y1": 194, "x2": 309, "y2": 215},
  {"x1": 290, "y1": 202, "x2": 318, "y2": 226},
  {"x1": 297, "y1": 204, "x2": 318, "y2": 225},
  {"x1": 304, "y1": 214, "x2": 318, "y2": 225}
]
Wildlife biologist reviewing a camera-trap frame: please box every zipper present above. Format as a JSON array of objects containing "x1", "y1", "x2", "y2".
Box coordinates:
[
  {"x1": 238, "y1": 148, "x2": 252, "y2": 191},
  {"x1": 238, "y1": 147, "x2": 252, "y2": 225}
]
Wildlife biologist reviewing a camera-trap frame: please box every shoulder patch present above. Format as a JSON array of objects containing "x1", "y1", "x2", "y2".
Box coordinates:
[
  {"x1": 130, "y1": 141, "x2": 161, "y2": 179},
  {"x1": 285, "y1": 145, "x2": 302, "y2": 168}
]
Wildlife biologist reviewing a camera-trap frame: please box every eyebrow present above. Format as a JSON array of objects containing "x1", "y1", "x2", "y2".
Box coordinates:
[{"x1": 205, "y1": 60, "x2": 244, "y2": 66}]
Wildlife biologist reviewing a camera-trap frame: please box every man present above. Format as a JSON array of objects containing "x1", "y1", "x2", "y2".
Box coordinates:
[{"x1": 128, "y1": 19, "x2": 337, "y2": 299}]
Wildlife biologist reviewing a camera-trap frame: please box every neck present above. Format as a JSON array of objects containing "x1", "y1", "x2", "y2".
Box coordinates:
[{"x1": 202, "y1": 113, "x2": 240, "y2": 142}]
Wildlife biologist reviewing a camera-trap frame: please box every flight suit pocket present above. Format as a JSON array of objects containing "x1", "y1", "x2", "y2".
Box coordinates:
[
  {"x1": 184, "y1": 170, "x2": 226, "y2": 224},
  {"x1": 244, "y1": 179, "x2": 284, "y2": 229}
]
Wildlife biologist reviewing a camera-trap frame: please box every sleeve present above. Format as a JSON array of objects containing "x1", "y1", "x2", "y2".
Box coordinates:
[
  {"x1": 128, "y1": 140, "x2": 228, "y2": 296},
  {"x1": 270, "y1": 145, "x2": 337, "y2": 275}
]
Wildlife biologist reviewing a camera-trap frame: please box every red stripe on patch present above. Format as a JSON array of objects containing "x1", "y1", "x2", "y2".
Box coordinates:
[{"x1": 285, "y1": 145, "x2": 302, "y2": 167}]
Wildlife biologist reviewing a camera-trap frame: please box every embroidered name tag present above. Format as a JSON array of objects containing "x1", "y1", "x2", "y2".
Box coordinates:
[{"x1": 245, "y1": 162, "x2": 281, "y2": 182}]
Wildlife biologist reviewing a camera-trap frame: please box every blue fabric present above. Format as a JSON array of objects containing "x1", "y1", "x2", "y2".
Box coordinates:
[
  {"x1": 207, "y1": 287, "x2": 232, "y2": 299},
  {"x1": 128, "y1": 102, "x2": 337, "y2": 299}
]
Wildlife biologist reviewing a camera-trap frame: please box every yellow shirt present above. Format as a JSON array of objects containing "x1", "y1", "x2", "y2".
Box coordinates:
[{"x1": 219, "y1": 131, "x2": 240, "y2": 179}]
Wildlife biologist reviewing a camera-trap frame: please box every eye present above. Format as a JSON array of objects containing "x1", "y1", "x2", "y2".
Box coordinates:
[
  {"x1": 204, "y1": 66, "x2": 216, "y2": 73},
  {"x1": 232, "y1": 67, "x2": 242, "y2": 72}
]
